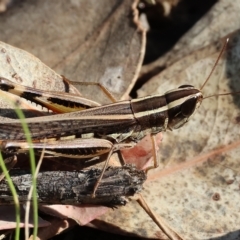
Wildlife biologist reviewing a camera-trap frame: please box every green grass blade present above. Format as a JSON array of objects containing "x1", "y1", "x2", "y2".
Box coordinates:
[
  {"x1": 0, "y1": 154, "x2": 20, "y2": 240},
  {"x1": 13, "y1": 106, "x2": 38, "y2": 240}
]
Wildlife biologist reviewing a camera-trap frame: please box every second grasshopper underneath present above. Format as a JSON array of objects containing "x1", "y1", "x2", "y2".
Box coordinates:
[{"x1": 0, "y1": 76, "x2": 203, "y2": 195}]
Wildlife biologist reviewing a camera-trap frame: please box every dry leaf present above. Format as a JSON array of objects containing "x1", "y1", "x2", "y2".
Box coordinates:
[
  {"x1": 0, "y1": 0, "x2": 146, "y2": 103},
  {"x1": 0, "y1": 206, "x2": 50, "y2": 230},
  {"x1": 38, "y1": 204, "x2": 109, "y2": 226},
  {"x1": 33, "y1": 218, "x2": 76, "y2": 240}
]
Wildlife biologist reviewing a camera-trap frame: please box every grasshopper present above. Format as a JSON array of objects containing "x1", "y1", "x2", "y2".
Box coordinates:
[
  {"x1": 0, "y1": 39, "x2": 232, "y2": 197},
  {"x1": 0, "y1": 75, "x2": 202, "y2": 195}
]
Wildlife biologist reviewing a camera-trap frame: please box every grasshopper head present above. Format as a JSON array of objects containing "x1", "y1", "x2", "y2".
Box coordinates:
[{"x1": 165, "y1": 85, "x2": 203, "y2": 130}]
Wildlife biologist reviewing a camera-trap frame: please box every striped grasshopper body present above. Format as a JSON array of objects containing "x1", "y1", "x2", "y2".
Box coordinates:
[
  {"x1": 0, "y1": 77, "x2": 202, "y2": 155},
  {"x1": 0, "y1": 77, "x2": 203, "y2": 195},
  {"x1": 1, "y1": 38, "x2": 229, "y2": 195},
  {"x1": 0, "y1": 40, "x2": 235, "y2": 239}
]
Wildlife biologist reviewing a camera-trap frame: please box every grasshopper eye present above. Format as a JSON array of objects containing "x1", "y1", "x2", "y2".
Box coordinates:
[{"x1": 178, "y1": 85, "x2": 194, "y2": 89}]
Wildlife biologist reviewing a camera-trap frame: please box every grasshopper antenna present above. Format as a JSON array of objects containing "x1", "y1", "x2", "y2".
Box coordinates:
[
  {"x1": 202, "y1": 38, "x2": 240, "y2": 100},
  {"x1": 200, "y1": 38, "x2": 229, "y2": 91},
  {"x1": 204, "y1": 91, "x2": 240, "y2": 100}
]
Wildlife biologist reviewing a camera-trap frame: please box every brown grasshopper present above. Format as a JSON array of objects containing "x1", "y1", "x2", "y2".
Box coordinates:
[{"x1": 0, "y1": 39, "x2": 234, "y2": 198}]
